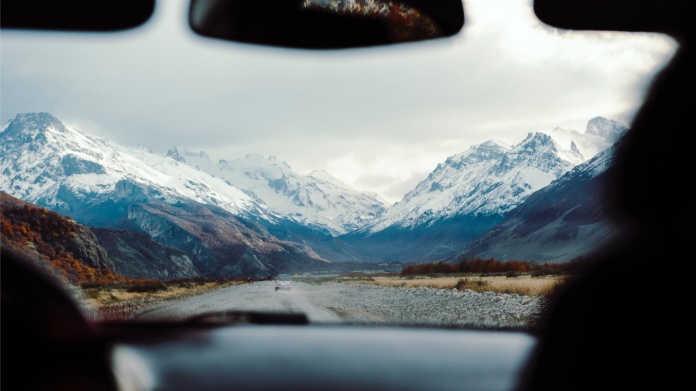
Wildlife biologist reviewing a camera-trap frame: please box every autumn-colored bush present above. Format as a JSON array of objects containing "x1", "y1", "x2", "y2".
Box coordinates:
[
  {"x1": 400, "y1": 262, "x2": 455, "y2": 275},
  {"x1": 455, "y1": 278, "x2": 490, "y2": 291},
  {"x1": 126, "y1": 282, "x2": 168, "y2": 293},
  {"x1": 1, "y1": 192, "x2": 130, "y2": 286},
  {"x1": 401, "y1": 257, "x2": 589, "y2": 277}
]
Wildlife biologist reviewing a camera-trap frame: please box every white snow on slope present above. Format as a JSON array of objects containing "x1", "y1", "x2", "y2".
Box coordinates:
[
  {"x1": 168, "y1": 152, "x2": 390, "y2": 235},
  {"x1": 549, "y1": 116, "x2": 628, "y2": 160},
  {"x1": 1, "y1": 113, "x2": 624, "y2": 239},
  {"x1": 358, "y1": 116, "x2": 626, "y2": 234},
  {"x1": 362, "y1": 133, "x2": 580, "y2": 232},
  {"x1": 1, "y1": 113, "x2": 387, "y2": 236},
  {"x1": 0, "y1": 113, "x2": 256, "y2": 217}
]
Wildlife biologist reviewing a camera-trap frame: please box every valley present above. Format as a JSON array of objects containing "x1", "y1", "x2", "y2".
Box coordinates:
[
  {"x1": 83, "y1": 277, "x2": 550, "y2": 330},
  {"x1": 1, "y1": 112, "x2": 627, "y2": 281}
]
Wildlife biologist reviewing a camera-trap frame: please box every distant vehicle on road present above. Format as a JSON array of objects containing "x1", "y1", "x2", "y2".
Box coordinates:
[{"x1": 275, "y1": 274, "x2": 293, "y2": 291}]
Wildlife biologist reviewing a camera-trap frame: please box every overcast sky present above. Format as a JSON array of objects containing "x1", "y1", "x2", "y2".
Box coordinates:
[{"x1": 1, "y1": 0, "x2": 677, "y2": 205}]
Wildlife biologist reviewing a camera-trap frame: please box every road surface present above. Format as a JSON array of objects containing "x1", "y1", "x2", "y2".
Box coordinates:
[
  {"x1": 135, "y1": 280, "x2": 341, "y2": 322},
  {"x1": 133, "y1": 280, "x2": 547, "y2": 329}
]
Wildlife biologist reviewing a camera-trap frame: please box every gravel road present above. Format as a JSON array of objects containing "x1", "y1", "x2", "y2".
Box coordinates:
[{"x1": 134, "y1": 280, "x2": 549, "y2": 329}]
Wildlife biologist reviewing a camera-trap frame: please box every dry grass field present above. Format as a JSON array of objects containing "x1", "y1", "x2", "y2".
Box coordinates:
[
  {"x1": 79, "y1": 280, "x2": 245, "y2": 308},
  {"x1": 295, "y1": 274, "x2": 570, "y2": 297}
]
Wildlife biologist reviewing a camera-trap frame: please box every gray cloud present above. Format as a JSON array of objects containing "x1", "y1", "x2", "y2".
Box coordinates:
[{"x1": 0, "y1": 0, "x2": 676, "y2": 203}]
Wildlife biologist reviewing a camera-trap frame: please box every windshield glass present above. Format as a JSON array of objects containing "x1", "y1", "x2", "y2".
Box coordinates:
[{"x1": 0, "y1": 0, "x2": 677, "y2": 330}]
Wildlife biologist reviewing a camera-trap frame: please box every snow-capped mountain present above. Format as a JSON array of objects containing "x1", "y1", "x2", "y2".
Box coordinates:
[
  {"x1": 0, "y1": 113, "x2": 356, "y2": 277},
  {"x1": 1, "y1": 112, "x2": 626, "y2": 268},
  {"x1": 455, "y1": 135, "x2": 624, "y2": 264},
  {"x1": 0, "y1": 112, "x2": 255, "y2": 224},
  {"x1": 0, "y1": 113, "x2": 385, "y2": 236},
  {"x1": 364, "y1": 132, "x2": 579, "y2": 233},
  {"x1": 164, "y1": 149, "x2": 389, "y2": 236},
  {"x1": 549, "y1": 116, "x2": 628, "y2": 160},
  {"x1": 331, "y1": 118, "x2": 624, "y2": 264}
]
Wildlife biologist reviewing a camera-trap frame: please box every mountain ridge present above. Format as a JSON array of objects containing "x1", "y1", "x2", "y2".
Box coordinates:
[
  {"x1": 1, "y1": 112, "x2": 627, "y2": 267},
  {"x1": 452, "y1": 137, "x2": 624, "y2": 264}
]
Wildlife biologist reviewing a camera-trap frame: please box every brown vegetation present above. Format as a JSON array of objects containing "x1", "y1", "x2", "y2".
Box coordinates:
[
  {"x1": 1, "y1": 192, "x2": 128, "y2": 285},
  {"x1": 78, "y1": 277, "x2": 249, "y2": 321},
  {"x1": 294, "y1": 273, "x2": 567, "y2": 297},
  {"x1": 401, "y1": 257, "x2": 589, "y2": 276}
]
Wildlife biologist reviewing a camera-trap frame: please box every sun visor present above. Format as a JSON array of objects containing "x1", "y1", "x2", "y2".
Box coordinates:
[
  {"x1": 1, "y1": 0, "x2": 156, "y2": 32},
  {"x1": 533, "y1": 0, "x2": 691, "y2": 39}
]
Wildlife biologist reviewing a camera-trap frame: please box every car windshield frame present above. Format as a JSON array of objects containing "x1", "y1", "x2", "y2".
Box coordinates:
[{"x1": 0, "y1": 0, "x2": 679, "y2": 332}]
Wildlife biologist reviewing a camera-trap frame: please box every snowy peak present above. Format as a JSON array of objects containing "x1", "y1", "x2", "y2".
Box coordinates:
[
  {"x1": 218, "y1": 154, "x2": 293, "y2": 182},
  {"x1": 212, "y1": 154, "x2": 388, "y2": 235},
  {"x1": 509, "y1": 132, "x2": 584, "y2": 167},
  {"x1": 549, "y1": 116, "x2": 628, "y2": 160},
  {"x1": 520, "y1": 131, "x2": 552, "y2": 146},
  {"x1": 508, "y1": 132, "x2": 557, "y2": 161},
  {"x1": 308, "y1": 169, "x2": 338, "y2": 182},
  {"x1": 516, "y1": 132, "x2": 568, "y2": 155},
  {"x1": 1, "y1": 112, "x2": 67, "y2": 148},
  {"x1": 561, "y1": 136, "x2": 620, "y2": 182},
  {"x1": 164, "y1": 147, "x2": 187, "y2": 162},
  {"x1": 585, "y1": 116, "x2": 628, "y2": 139},
  {"x1": 4, "y1": 112, "x2": 67, "y2": 135},
  {"x1": 164, "y1": 146, "x2": 213, "y2": 170},
  {"x1": 266, "y1": 155, "x2": 285, "y2": 165},
  {"x1": 439, "y1": 140, "x2": 510, "y2": 170}
]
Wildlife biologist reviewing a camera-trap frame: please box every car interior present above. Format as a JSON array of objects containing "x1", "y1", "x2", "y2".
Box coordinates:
[{"x1": 1, "y1": 0, "x2": 690, "y2": 390}]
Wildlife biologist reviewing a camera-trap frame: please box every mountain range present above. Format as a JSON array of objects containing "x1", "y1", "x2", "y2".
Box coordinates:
[
  {"x1": 335, "y1": 132, "x2": 582, "y2": 263},
  {"x1": 453, "y1": 138, "x2": 623, "y2": 263},
  {"x1": 0, "y1": 112, "x2": 628, "y2": 277}
]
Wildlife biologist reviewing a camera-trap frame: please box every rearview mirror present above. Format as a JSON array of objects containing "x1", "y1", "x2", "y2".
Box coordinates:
[
  {"x1": 0, "y1": 0, "x2": 156, "y2": 32},
  {"x1": 189, "y1": 0, "x2": 465, "y2": 49}
]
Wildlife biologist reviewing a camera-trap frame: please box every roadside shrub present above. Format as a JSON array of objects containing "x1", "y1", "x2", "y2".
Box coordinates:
[
  {"x1": 531, "y1": 269, "x2": 557, "y2": 277},
  {"x1": 292, "y1": 276, "x2": 336, "y2": 285},
  {"x1": 339, "y1": 271, "x2": 371, "y2": 278},
  {"x1": 126, "y1": 282, "x2": 168, "y2": 293},
  {"x1": 81, "y1": 281, "x2": 106, "y2": 289},
  {"x1": 455, "y1": 278, "x2": 490, "y2": 291},
  {"x1": 83, "y1": 289, "x2": 102, "y2": 300},
  {"x1": 401, "y1": 257, "x2": 587, "y2": 277}
]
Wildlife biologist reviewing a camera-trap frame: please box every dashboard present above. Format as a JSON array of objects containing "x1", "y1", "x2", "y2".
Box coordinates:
[{"x1": 109, "y1": 323, "x2": 537, "y2": 391}]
